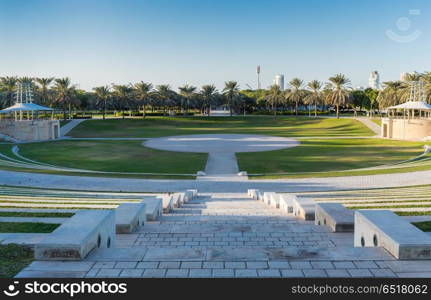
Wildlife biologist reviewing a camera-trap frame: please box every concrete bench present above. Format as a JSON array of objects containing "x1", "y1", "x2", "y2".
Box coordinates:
[
  {"x1": 292, "y1": 197, "x2": 315, "y2": 220},
  {"x1": 142, "y1": 197, "x2": 162, "y2": 221},
  {"x1": 269, "y1": 193, "x2": 280, "y2": 208},
  {"x1": 354, "y1": 210, "x2": 431, "y2": 259},
  {"x1": 315, "y1": 203, "x2": 354, "y2": 232},
  {"x1": 279, "y1": 194, "x2": 296, "y2": 214},
  {"x1": 184, "y1": 189, "x2": 197, "y2": 202},
  {"x1": 34, "y1": 210, "x2": 115, "y2": 260},
  {"x1": 115, "y1": 202, "x2": 146, "y2": 234},
  {"x1": 247, "y1": 189, "x2": 259, "y2": 200},
  {"x1": 263, "y1": 192, "x2": 274, "y2": 206},
  {"x1": 171, "y1": 193, "x2": 182, "y2": 208},
  {"x1": 162, "y1": 195, "x2": 174, "y2": 213}
]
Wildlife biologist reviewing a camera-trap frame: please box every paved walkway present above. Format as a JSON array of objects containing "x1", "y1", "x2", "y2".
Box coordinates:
[
  {"x1": 354, "y1": 117, "x2": 381, "y2": 136},
  {"x1": 60, "y1": 119, "x2": 87, "y2": 137},
  {"x1": 145, "y1": 134, "x2": 299, "y2": 180},
  {"x1": 1, "y1": 168, "x2": 430, "y2": 193},
  {"x1": 17, "y1": 192, "x2": 431, "y2": 278}
]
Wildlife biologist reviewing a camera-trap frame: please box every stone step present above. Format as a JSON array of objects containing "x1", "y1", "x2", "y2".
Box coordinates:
[{"x1": 85, "y1": 245, "x2": 393, "y2": 262}]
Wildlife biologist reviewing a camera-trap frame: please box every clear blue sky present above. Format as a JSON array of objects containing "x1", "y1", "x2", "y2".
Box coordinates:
[{"x1": 0, "y1": 0, "x2": 430, "y2": 91}]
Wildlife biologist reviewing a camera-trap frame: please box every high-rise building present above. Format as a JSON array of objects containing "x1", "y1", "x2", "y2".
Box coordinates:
[
  {"x1": 368, "y1": 71, "x2": 380, "y2": 90},
  {"x1": 274, "y1": 74, "x2": 284, "y2": 91}
]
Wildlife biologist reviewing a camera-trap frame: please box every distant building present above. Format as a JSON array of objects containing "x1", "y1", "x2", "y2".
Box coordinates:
[
  {"x1": 368, "y1": 71, "x2": 381, "y2": 90},
  {"x1": 400, "y1": 72, "x2": 410, "y2": 81},
  {"x1": 356, "y1": 86, "x2": 366, "y2": 91},
  {"x1": 274, "y1": 74, "x2": 284, "y2": 91}
]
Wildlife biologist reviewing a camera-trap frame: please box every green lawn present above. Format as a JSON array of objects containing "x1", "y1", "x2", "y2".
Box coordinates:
[
  {"x1": 0, "y1": 222, "x2": 59, "y2": 233},
  {"x1": 371, "y1": 118, "x2": 382, "y2": 126},
  {"x1": 238, "y1": 138, "x2": 427, "y2": 176},
  {"x1": 0, "y1": 244, "x2": 33, "y2": 278},
  {"x1": 68, "y1": 116, "x2": 374, "y2": 138},
  {"x1": 412, "y1": 221, "x2": 431, "y2": 232},
  {"x1": 19, "y1": 140, "x2": 207, "y2": 175},
  {"x1": 0, "y1": 212, "x2": 74, "y2": 218}
]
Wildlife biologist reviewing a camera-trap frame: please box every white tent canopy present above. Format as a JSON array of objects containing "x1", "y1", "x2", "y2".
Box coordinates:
[
  {"x1": 388, "y1": 101, "x2": 431, "y2": 111},
  {"x1": 0, "y1": 103, "x2": 53, "y2": 114}
]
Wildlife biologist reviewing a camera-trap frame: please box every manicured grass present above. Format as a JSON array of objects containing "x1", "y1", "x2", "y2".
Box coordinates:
[
  {"x1": 0, "y1": 222, "x2": 60, "y2": 233},
  {"x1": 397, "y1": 211, "x2": 431, "y2": 216},
  {"x1": 371, "y1": 118, "x2": 382, "y2": 126},
  {"x1": 412, "y1": 221, "x2": 431, "y2": 232},
  {"x1": 0, "y1": 244, "x2": 33, "y2": 278},
  {"x1": 19, "y1": 140, "x2": 207, "y2": 175},
  {"x1": 239, "y1": 138, "x2": 426, "y2": 175},
  {"x1": 68, "y1": 116, "x2": 374, "y2": 138},
  {"x1": 0, "y1": 212, "x2": 74, "y2": 218}
]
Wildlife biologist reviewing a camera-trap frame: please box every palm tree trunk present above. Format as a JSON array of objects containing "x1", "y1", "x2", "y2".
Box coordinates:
[
  {"x1": 143, "y1": 104, "x2": 146, "y2": 118},
  {"x1": 336, "y1": 105, "x2": 340, "y2": 119},
  {"x1": 103, "y1": 100, "x2": 106, "y2": 120},
  {"x1": 295, "y1": 102, "x2": 298, "y2": 117},
  {"x1": 314, "y1": 101, "x2": 317, "y2": 117},
  {"x1": 229, "y1": 97, "x2": 233, "y2": 116}
]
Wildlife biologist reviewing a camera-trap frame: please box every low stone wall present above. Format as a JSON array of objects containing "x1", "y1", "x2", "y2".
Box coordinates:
[
  {"x1": 382, "y1": 118, "x2": 431, "y2": 141},
  {"x1": 0, "y1": 120, "x2": 60, "y2": 142}
]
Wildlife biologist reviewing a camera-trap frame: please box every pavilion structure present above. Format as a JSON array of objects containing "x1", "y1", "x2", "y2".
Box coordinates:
[
  {"x1": 0, "y1": 82, "x2": 60, "y2": 142},
  {"x1": 382, "y1": 81, "x2": 431, "y2": 141}
]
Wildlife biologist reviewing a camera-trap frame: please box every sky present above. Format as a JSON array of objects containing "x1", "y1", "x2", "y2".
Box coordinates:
[{"x1": 0, "y1": 0, "x2": 430, "y2": 91}]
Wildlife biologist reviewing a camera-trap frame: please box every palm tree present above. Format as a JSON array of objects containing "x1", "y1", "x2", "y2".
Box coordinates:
[
  {"x1": 377, "y1": 81, "x2": 404, "y2": 109},
  {"x1": 223, "y1": 81, "x2": 240, "y2": 116},
  {"x1": 201, "y1": 85, "x2": 217, "y2": 115},
  {"x1": 134, "y1": 82, "x2": 153, "y2": 118},
  {"x1": 325, "y1": 74, "x2": 351, "y2": 118},
  {"x1": 0, "y1": 76, "x2": 18, "y2": 107},
  {"x1": 93, "y1": 86, "x2": 111, "y2": 120},
  {"x1": 304, "y1": 80, "x2": 323, "y2": 117},
  {"x1": 266, "y1": 84, "x2": 283, "y2": 118},
  {"x1": 422, "y1": 72, "x2": 431, "y2": 103},
  {"x1": 178, "y1": 84, "x2": 197, "y2": 115},
  {"x1": 53, "y1": 77, "x2": 76, "y2": 121},
  {"x1": 285, "y1": 78, "x2": 305, "y2": 116},
  {"x1": 155, "y1": 85, "x2": 172, "y2": 115},
  {"x1": 35, "y1": 77, "x2": 54, "y2": 105},
  {"x1": 112, "y1": 85, "x2": 133, "y2": 119}
]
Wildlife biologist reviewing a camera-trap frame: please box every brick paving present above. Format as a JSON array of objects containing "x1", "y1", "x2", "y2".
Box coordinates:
[{"x1": 16, "y1": 193, "x2": 431, "y2": 278}]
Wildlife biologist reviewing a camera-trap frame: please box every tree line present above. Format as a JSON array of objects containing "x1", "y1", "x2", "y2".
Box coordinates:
[{"x1": 0, "y1": 72, "x2": 430, "y2": 120}]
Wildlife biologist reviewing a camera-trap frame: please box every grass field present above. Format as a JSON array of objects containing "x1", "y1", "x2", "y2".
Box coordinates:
[
  {"x1": 19, "y1": 140, "x2": 207, "y2": 175},
  {"x1": 0, "y1": 222, "x2": 59, "y2": 233},
  {"x1": 238, "y1": 138, "x2": 427, "y2": 176},
  {"x1": 0, "y1": 244, "x2": 33, "y2": 278},
  {"x1": 68, "y1": 116, "x2": 374, "y2": 138},
  {"x1": 413, "y1": 221, "x2": 431, "y2": 232}
]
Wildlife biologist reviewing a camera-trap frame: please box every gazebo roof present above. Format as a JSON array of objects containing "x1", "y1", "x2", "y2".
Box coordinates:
[
  {"x1": 388, "y1": 101, "x2": 431, "y2": 111},
  {"x1": 0, "y1": 103, "x2": 53, "y2": 114}
]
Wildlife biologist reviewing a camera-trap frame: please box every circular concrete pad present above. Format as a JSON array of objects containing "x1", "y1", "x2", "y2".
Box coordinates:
[{"x1": 144, "y1": 134, "x2": 299, "y2": 153}]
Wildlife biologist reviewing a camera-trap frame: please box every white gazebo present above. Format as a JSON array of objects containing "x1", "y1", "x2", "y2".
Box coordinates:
[
  {"x1": 0, "y1": 82, "x2": 53, "y2": 120},
  {"x1": 387, "y1": 101, "x2": 431, "y2": 119},
  {"x1": 0, "y1": 82, "x2": 59, "y2": 142},
  {"x1": 382, "y1": 81, "x2": 431, "y2": 140}
]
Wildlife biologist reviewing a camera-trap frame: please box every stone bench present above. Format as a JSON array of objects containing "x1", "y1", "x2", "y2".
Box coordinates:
[
  {"x1": 268, "y1": 193, "x2": 280, "y2": 209},
  {"x1": 247, "y1": 189, "x2": 259, "y2": 200},
  {"x1": 354, "y1": 210, "x2": 431, "y2": 259},
  {"x1": 115, "y1": 202, "x2": 146, "y2": 234},
  {"x1": 263, "y1": 192, "x2": 275, "y2": 206},
  {"x1": 34, "y1": 210, "x2": 115, "y2": 260},
  {"x1": 162, "y1": 195, "x2": 174, "y2": 213},
  {"x1": 184, "y1": 189, "x2": 198, "y2": 202},
  {"x1": 171, "y1": 193, "x2": 182, "y2": 208},
  {"x1": 279, "y1": 194, "x2": 296, "y2": 214},
  {"x1": 292, "y1": 197, "x2": 315, "y2": 220},
  {"x1": 142, "y1": 197, "x2": 162, "y2": 221},
  {"x1": 315, "y1": 203, "x2": 354, "y2": 232}
]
